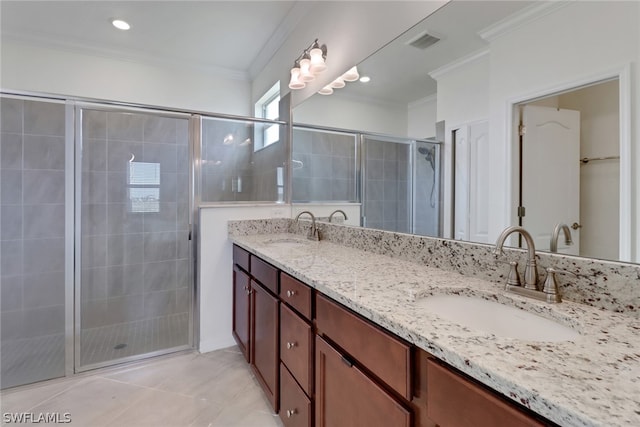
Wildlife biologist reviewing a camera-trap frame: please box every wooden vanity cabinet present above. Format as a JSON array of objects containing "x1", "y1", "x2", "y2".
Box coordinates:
[
  {"x1": 232, "y1": 246, "x2": 553, "y2": 427},
  {"x1": 231, "y1": 245, "x2": 280, "y2": 411}
]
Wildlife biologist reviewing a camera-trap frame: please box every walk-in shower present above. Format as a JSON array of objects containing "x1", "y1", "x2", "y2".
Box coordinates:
[{"x1": 1, "y1": 97, "x2": 195, "y2": 388}]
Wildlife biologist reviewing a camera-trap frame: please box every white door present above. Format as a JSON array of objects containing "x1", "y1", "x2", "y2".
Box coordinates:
[{"x1": 521, "y1": 105, "x2": 580, "y2": 254}]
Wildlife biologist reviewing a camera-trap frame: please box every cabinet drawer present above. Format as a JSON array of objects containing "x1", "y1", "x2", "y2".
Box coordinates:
[
  {"x1": 280, "y1": 273, "x2": 312, "y2": 320},
  {"x1": 426, "y1": 359, "x2": 545, "y2": 427},
  {"x1": 315, "y1": 294, "x2": 411, "y2": 400},
  {"x1": 315, "y1": 336, "x2": 411, "y2": 427},
  {"x1": 280, "y1": 363, "x2": 312, "y2": 427},
  {"x1": 233, "y1": 245, "x2": 250, "y2": 272},
  {"x1": 280, "y1": 304, "x2": 313, "y2": 396},
  {"x1": 251, "y1": 255, "x2": 278, "y2": 294}
]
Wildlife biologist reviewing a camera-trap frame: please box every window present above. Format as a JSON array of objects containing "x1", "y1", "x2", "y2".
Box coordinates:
[
  {"x1": 128, "y1": 161, "x2": 160, "y2": 212},
  {"x1": 254, "y1": 82, "x2": 281, "y2": 151}
]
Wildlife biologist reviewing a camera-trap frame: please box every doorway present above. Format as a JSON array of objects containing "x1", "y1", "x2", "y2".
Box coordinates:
[{"x1": 516, "y1": 79, "x2": 620, "y2": 260}]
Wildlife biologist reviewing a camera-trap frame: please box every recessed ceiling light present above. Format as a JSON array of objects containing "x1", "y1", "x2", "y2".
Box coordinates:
[
  {"x1": 111, "y1": 19, "x2": 131, "y2": 31},
  {"x1": 359, "y1": 76, "x2": 371, "y2": 83}
]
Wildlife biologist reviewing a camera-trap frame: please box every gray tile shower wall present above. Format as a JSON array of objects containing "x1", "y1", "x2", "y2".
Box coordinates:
[
  {"x1": 228, "y1": 219, "x2": 640, "y2": 316},
  {"x1": 1, "y1": 98, "x2": 66, "y2": 342},
  {"x1": 292, "y1": 128, "x2": 356, "y2": 202}
]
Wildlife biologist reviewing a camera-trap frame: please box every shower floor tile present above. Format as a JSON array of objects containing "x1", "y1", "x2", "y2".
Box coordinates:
[
  {"x1": 80, "y1": 312, "x2": 190, "y2": 367},
  {"x1": 0, "y1": 334, "x2": 65, "y2": 389}
]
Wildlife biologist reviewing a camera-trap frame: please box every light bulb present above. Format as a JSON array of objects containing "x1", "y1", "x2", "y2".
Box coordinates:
[
  {"x1": 299, "y1": 57, "x2": 314, "y2": 82},
  {"x1": 318, "y1": 86, "x2": 334, "y2": 95},
  {"x1": 111, "y1": 19, "x2": 130, "y2": 30},
  {"x1": 288, "y1": 67, "x2": 305, "y2": 90},
  {"x1": 309, "y1": 47, "x2": 327, "y2": 73},
  {"x1": 359, "y1": 76, "x2": 371, "y2": 83},
  {"x1": 330, "y1": 76, "x2": 345, "y2": 89},
  {"x1": 342, "y1": 66, "x2": 359, "y2": 82}
]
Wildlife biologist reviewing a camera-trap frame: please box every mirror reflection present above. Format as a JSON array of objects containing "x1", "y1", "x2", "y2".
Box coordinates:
[{"x1": 292, "y1": 0, "x2": 639, "y2": 264}]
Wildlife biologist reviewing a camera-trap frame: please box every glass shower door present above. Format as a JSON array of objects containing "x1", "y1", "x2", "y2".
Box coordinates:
[
  {"x1": 362, "y1": 137, "x2": 412, "y2": 233},
  {"x1": 1, "y1": 97, "x2": 69, "y2": 388},
  {"x1": 76, "y1": 107, "x2": 192, "y2": 369}
]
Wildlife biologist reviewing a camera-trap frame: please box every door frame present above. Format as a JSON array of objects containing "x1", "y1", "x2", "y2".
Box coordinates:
[{"x1": 505, "y1": 64, "x2": 632, "y2": 261}]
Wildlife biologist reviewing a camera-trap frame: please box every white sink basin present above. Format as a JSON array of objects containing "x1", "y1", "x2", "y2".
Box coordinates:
[
  {"x1": 416, "y1": 295, "x2": 580, "y2": 342},
  {"x1": 263, "y1": 237, "x2": 312, "y2": 249}
]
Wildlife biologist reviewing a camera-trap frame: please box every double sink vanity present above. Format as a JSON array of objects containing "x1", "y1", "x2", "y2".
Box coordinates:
[{"x1": 228, "y1": 218, "x2": 640, "y2": 427}]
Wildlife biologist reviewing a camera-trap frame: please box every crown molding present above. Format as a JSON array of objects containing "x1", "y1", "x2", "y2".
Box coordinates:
[
  {"x1": 2, "y1": 32, "x2": 250, "y2": 81},
  {"x1": 248, "y1": 1, "x2": 314, "y2": 80},
  {"x1": 408, "y1": 93, "x2": 437, "y2": 109},
  {"x1": 478, "y1": 0, "x2": 574, "y2": 42},
  {"x1": 428, "y1": 48, "x2": 489, "y2": 81}
]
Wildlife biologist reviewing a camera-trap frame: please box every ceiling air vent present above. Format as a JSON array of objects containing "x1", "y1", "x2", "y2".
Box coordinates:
[{"x1": 406, "y1": 31, "x2": 441, "y2": 50}]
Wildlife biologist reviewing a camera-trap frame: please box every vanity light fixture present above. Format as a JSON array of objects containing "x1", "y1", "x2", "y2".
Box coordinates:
[
  {"x1": 288, "y1": 39, "x2": 327, "y2": 90},
  {"x1": 111, "y1": 19, "x2": 131, "y2": 30},
  {"x1": 318, "y1": 86, "x2": 334, "y2": 95}
]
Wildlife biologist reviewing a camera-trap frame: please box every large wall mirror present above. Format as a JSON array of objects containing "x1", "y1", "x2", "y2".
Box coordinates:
[{"x1": 292, "y1": 0, "x2": 639, "y2": 265}]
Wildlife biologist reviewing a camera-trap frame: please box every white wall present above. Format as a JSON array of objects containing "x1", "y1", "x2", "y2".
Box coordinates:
[
  {"x1": 408, "y1": 95, "x2": 437, "y2": 139},
  {"x1": 199, "y1": 204, "x2": 291, "y2": 353},
  {"x1": 1, "y1": 40, "x2": 252, "y2": 115},
  {"x1": 293, "y1": 93, "x2": 407, "y2": 135}
]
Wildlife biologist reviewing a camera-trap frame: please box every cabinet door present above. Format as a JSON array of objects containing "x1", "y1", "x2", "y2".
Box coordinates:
[
  {"x1": 426, "y1": 359, "x2": 546, "y2": 427},
  {"x1": 315, "y1": 336, "x2": 411, "y2": 427},
  {"x1": 251, "y1": 280, "x2": 279, "y2": 411},
  {"x1": 232, "y1": 265, "x2": 251, "y2": 362}
]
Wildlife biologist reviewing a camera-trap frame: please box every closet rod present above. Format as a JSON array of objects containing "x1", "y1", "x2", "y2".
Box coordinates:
[{"x1": 580, "y1": 155, "x2": 620, "y2": 164}]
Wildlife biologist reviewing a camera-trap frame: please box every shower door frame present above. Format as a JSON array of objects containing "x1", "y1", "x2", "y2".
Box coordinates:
[
  {"x1": 360, "y1": 134, "x2": 415, "y2": 233},
  {"x1": 73, "y1": 102, "x2": 197, "y2": 372}
]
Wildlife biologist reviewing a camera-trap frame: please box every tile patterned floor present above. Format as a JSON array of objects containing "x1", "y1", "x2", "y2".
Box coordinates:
[
  {"x1": 0, "y1": 347, "x2": 284, "y2": 427},
  {"x1": 1, "y1": 314, "x2": 190, "y2": 390}
]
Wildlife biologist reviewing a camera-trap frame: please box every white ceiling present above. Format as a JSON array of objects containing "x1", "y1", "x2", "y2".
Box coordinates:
[
  {"x1": 1, "y1": 1, "x2": 536, "y2": 104},
  {"x1": 0, "y1": 1, "x2": 300, "y2": 79}
]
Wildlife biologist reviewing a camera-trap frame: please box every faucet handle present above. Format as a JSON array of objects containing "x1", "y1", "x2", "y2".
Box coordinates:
[
  {"x1": 495, "y1": 260, "x2": 521, "y2": 287},
  {"x1": 542, "y1": 267, "x2": 577, "y2": 303}
]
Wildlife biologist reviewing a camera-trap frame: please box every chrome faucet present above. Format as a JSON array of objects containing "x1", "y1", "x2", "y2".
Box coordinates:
[
  {"x1": 550, "y1": 223, "x2": 573, "y2": 253},
  {"x1": 295, "y1": 211, "x2": 320, "y2": 241},
  {"x1": 328, "y1": 209, "x2": 348, "y2": 223},
  {"x1": 494, "y1": 226, "x2": 539, "y2": 290}
]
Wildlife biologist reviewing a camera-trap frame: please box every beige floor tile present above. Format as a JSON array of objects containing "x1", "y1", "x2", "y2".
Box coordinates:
[
  {"x1": 105, "y1": 388, "x2": 223, "y2": 427},
  {"x1": 207, "y1": 380, "x2": 282, "y2": 427},
  {"x1": 154, "y1": 353, "x2": 252, "y2": 403},
  {"x1": 0, "y1": 377, "x2": 79, "y2": 414},
  {"x1": 26, "y1": 377, "x2": 148, "y2": 426}
]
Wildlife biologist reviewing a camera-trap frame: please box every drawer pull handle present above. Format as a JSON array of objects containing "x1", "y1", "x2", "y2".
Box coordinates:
[
  {"x1": 286, "y1": 342, "x2": 297, "y2": 349},
  {"x1": 286, "y1": 409, "x2": 297, "y2": 418},
  {"x1": 286, "y1": 290, "x2": 297, "y2": 298},
  {"x1": 341, "y1": 355, "x2": 354, "y2": 368}
]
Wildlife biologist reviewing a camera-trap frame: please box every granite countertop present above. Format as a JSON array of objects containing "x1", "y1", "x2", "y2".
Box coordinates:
[{"x1": 230, "y1": 233, "x2": 640, "y2": 427}]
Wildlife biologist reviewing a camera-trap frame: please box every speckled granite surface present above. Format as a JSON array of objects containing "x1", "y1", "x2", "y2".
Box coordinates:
[
  {"x1": 229, "y1": 219, "x2": 640, "y2": 316},
  {"x1": 229, "y1": 221, "x2": 640, "y2": 427}
]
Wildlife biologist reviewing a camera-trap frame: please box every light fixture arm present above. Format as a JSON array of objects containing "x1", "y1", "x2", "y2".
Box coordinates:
[{"x1": 293, "y1": 39, "x2": 327, "y2": 64}]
